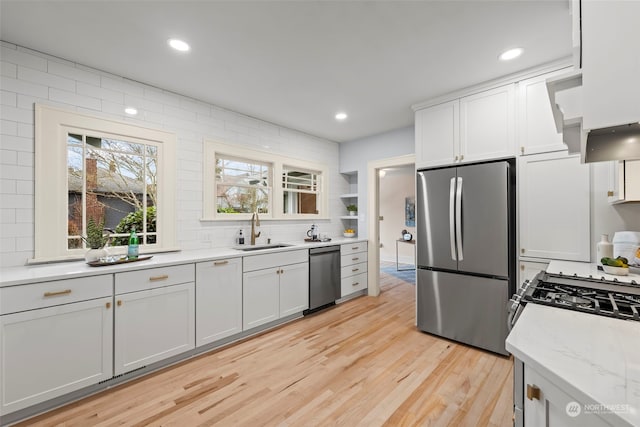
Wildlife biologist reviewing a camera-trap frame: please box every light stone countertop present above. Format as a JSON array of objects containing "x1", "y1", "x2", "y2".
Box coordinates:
[
  {"x1": 506, "y1": 260, "x2": 640, "y2": 426},
  {"x1": 0, "y1": 238, "x2": 367, "y2": 287}
]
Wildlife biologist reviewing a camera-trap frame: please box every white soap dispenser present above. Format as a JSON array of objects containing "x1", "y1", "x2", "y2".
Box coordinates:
[{"x1": 596, "y1": 234, "x2": 613, "y2": 266}]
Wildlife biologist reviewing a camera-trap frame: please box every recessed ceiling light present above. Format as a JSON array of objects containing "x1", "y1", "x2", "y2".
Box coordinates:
[
  {"x1": 168, "y1": 38, "x2": 190, "y2": 52},
  {"x1": 335, "y1": 112, "x2": 348, "y2": 121},
  {"x1": 124, "y1": 107, "x2": 138, "y2": 115},
  {"x1": 499, "y1": 48, "x2": 523, "y2": 61}
]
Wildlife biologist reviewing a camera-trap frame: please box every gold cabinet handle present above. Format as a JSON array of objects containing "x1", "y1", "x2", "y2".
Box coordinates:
[
  {"x1": 352, "y1": 257, "x2": 359, "y2": 261},
  {"x1": 352, "y1": 268, "x2": 359, "y2": 272},
  {"x1": 280, "y1": 269, "x2": 284, "y2": 274},
  {"x1": 43, "y1": 289, "x2": 71, "y2": 297},
  {"x1": 106, "y1": 302, "x2": 112, "y2": 309},
  {"x1": 117, "y1": 300, "x2": 122, "y2": 306},
  {"x1": 520, "y1": 264, "x2": 525, "y2": 271},
  {"x1": 521, "y1": 248, "x2": 525, "y2": 254},
  {"x1": 352, "y1": 282, "x2": 359, "y2": 286},
  {"x1": 214, "y1": 260, "x2": 229, "y2": 266},
  {"x1": 521, "y1": 146, "x2": 525, "y2": 155},
  {"x1": 526, "y1": 384, "x2": 541, "y2": 401},
  {"x1": 352, "y1": 246, "x2": 359, "y2": 250},
  {"x1": 149, "y1": 275, "x2": 169, "y2": 282},
  {"x1": 607, "y1": 190, "x2": 614, "y2": 197}
]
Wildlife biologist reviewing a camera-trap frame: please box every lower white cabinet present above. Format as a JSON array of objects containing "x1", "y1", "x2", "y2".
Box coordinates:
[
  {"x1": 0, "y1": 276, "x2": 113, "y2": 416},
  {"x1": 518, "y1": 260, "x2": 549, "y2": 287},
  {"x1": 195, "y1": 258, "x2": 243, "y2": 346},
  {"x1": 524, "y1": 364, "x2": 612, "y2": 427},
  {"x1": 518, "y1": 152, "x2": 590, "y2": 262},
  {"x1": 114, "y1": 266, "x2": 195, "y2": 376},
  {"x1": 340, "y1": 242, "x2": 368, "y2": 297},
  {"x1": 242, "y1": 250, "x2": 309, "y2": 330}
]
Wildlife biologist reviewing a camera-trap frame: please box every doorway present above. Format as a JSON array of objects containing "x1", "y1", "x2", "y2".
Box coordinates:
[{"x1": 366, "y1": 154, "x2": 415, "y2": 296}]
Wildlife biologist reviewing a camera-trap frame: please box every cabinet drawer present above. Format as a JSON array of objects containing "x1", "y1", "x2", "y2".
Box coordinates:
[
  {"x1": 340, "y1": 242, "x2": 368, "y2": 256},
  {"x1": 115, "y1": 264, "x2": 194, "y2": 295},
  {"x1": 341, "y1": 252, "x2": 367, "y2": 267},
  {"x1": 341, "y1": 262, "x2": 367, "y2": 279},
  {"x1": 341, "y1": 272, "x2": 368, "y2": 297},
  {"x1": 243, "y1": 249, "x2": 308, "y2": 272},
  {"x1": 0, "y1": 275, "x2": 112, "y2": 315}
]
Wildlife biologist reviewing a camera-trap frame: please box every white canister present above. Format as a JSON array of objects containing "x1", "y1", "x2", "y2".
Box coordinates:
[{"x1": 596, "y1": 234, "x2": 614, "y2": 265}]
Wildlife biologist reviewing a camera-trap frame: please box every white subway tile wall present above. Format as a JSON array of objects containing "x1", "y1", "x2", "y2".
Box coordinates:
[{"x1": 0, "y1": 42, "x2": 349, "y2": 267}]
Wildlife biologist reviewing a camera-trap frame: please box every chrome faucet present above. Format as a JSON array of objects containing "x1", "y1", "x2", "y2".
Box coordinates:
[{"x1": 250, "y1": 212, "x2": 261, "y2": 245}]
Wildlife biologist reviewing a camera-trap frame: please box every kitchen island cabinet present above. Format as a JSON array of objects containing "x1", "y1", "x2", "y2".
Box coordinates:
[
  {"x1": 114, "y1": 265, "x2": 195, "y2": 376},
  {"x1": 0, "y1": 276, "x2": 113, "y2": 416},
  {"x1": 195, "y1": 257, "x2": 242, "y2": 346}
]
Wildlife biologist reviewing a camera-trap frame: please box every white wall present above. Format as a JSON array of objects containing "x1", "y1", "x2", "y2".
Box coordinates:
[
  {"x1": 339, "y1": 126, "x2": 414, "y2": 238},
  {"x1": 0, "y1": 42, "x2": 346, "y2": 268},
  {"x1": 379, "y1": 166, "x2": 416, "y2": 264}
]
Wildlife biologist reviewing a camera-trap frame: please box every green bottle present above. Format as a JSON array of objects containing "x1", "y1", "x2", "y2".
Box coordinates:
[{"x1": 127, "y1": 228, "x2": 139, "y2": 259}]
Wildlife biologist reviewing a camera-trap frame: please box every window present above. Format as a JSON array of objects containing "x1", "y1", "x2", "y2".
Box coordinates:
[
  {"x1": 203, "y1": 141, "x2": 328, "y2": 220},
  {"x1": 34, "y1": 104, "x2": 177, "y2": 263},
  {"x1": 282, "y1": 167, "x2": 320, "y2": 215},
  {"x1": 216, "y1": 155, "x2": 271, "y2": 214}
]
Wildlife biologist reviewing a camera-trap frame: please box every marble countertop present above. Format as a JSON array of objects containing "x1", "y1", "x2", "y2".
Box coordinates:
[
  {"x1": 507, "y1": 260, "x2": 640, "y2": 426},
  {"x1": 0, "y1": 238, "x2": 367, "y2": 287}
]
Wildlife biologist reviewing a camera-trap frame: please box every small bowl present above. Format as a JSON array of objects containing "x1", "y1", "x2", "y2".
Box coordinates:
[
  {"x1": 343, "y1": 232, "x2": 356, "y2": 238},
  {"x1": 603, "y1": 265, "x2": 629, "y2": 276}
]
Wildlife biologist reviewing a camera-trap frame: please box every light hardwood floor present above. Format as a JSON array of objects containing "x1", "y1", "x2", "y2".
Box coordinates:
[{"x1": 17, "y1": 272, "x2": 513, "y2": 427}]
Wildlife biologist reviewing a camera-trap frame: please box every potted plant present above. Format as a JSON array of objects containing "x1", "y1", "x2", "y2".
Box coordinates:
[
  {"x1": 346, "y1": 204, "x2": 358, "y2": 216},
  {"x1": 83, "y1": 218, "x2": 109, "y2": 262}
]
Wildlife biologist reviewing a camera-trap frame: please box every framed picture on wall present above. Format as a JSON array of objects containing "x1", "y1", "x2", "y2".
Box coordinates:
[{"x1": 405, "y1": 196, "x2": 415, "y2": 227}]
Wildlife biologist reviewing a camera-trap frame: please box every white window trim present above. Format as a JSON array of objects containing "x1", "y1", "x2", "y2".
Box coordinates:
[
  {"x1": 32, "y1": 104, "x2": 178, "y2": 263},
  {"x1": 203, "y1": 140, "x2": 329, "y2": 221}
]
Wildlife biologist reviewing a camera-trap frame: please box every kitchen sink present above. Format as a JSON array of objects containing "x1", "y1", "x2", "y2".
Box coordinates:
[{"x1": 234, "y1": 243, "x2": 293, "y2": 251}]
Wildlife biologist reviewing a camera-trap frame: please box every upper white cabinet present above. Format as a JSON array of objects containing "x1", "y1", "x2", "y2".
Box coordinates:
[
  {"x1": 582, "y1": 0, "x2": 640, "y2": 130},
  {"x1": 518, "y1": 71, "x2": 568, "y2": 155},
  {"x1": 415, "y1": 85, "x2": 515, "y2": 168},
  {"x1": 459, "y1": 84, "x2": 515, "y2": 162},
  {"x1": 415, "y1": 100, "x2": 459, "y2": 167},
  {"x1": 519, "y1": 152, "x2": 591, "y2": 262},
  {"x1": 607, "y1": 160, "x2": 640, "y2": 204},
  {"x1": 195, "y1": 257, "x2": 243, "y2": 346}
]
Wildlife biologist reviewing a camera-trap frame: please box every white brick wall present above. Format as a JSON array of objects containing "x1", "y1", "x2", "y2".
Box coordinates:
[{"x1": 0, "y1": 42, "x2": 347, "y2": 267}]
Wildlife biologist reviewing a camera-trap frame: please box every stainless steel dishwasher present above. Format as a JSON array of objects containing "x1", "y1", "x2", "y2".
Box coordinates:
[{"x1": 306, "y1": 245, "x2": 340, "y2": 314}]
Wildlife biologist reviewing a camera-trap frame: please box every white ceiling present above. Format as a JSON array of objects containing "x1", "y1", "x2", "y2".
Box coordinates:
[{"x1": 0, "y1": 1, "x2": 572, "y2": 143}]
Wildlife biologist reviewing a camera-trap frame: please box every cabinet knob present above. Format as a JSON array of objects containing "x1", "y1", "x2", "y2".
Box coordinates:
[
  {"x1": 526, "y1": 384, "x2": 541, "y2": 401},
  {"x1": 520, "y1": 146, "x2": 525, "y2": 155},
  {"x1": 607, "y1": 190, "x2": 614, "y2": 197},
  {"x1": 521, "y1": 248, "x2": 525, "y2": 254},
  {"x1": 106, "y1": 302, "x2": 112, "y2": 309},
  {"x1": 520, "y1": 264, "x2": 525, "y2": 271},
  {"x1": 117, "y1": 300, "x2": 122, "y2": 306}
]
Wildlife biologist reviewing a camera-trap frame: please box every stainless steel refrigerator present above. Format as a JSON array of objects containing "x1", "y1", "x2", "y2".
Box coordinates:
[{"x1": 416, "y1": 159, "x2": 515, "y2": 355}]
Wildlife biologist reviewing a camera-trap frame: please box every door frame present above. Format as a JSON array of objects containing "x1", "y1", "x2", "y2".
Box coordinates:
[{"x1": 367, "y1": 154, "x2": 415, "y2": 296}]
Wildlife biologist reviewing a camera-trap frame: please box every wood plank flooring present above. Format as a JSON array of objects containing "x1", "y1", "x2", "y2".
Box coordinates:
[{"x1": 17, "y1": 272, "x2": 513, "y2": 427}]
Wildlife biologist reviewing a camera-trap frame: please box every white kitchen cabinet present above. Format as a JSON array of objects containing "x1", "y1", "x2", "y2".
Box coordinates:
[
  {"x1": 524, "y1": 364, "x2": 611, "y2": 427},
  {"x1": 340, "y1": 242, "x2": 368, "y2": 297},
  {"x1": 0, "y1": 276, "x2": 113, "y2": 416},
  {"x1": 114, "y1": 266, "x2": 195, "y2": 376},
  {"x1": 607, "y1": 160, "x2": 640, "y2": 204},
  {"x1": 460, "y1": 84, "x2": 515, "y2": 163},
  {"x1": 517, "y1": 70, "x2": 568, "y2": 155},
  {"x1": 415, "y1": 100, "x2": 459, "y2": 167},
  {"x1": 242, "y1": 249, "x2": 309, "y2": 330},
  {"x1": 519, "y1": 152, "x2": 590, "y2": 262},
  {"x1": 582, "y1": 0, "x2": 640, "y2": 130},
  {"x1": 518, "y1": 260, "x2": 549, "y2": 287},
  {"x1": 278, "y1": 262, "x2": 309, "y2": 317},
  {"x1": 415, "y1": 85, "x2": 515, "y2": 168},
  {"x1": 195, "y1": 257, "x2": 242, "y2": 347}
]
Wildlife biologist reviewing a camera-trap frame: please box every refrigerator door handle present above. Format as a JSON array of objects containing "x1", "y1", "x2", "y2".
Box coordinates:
[
  {"x1": 455, "y1": 177, "x2": 464, "y2": 260},
  {"x1": 449, "y1": 177, "x2": 457, "y2": 261}
]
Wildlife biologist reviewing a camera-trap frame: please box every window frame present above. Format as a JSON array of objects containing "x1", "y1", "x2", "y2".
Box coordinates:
[
  {"x1": 203, "y1": 141, "x2": 329, "y2": 221},
  {"x1": 33, "y1": 104, "x2": 177, "y2": 263}
]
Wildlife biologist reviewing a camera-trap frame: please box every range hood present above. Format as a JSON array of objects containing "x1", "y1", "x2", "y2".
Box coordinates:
[{"x1": 584, "y1": 122, "x2": 640, "y2": 163}]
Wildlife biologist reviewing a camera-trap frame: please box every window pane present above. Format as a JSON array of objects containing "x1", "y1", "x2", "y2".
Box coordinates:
[
  {"x1": 282, "y1": 168, "x2": 320, "y2": 214},
  {"x1": 217, "y1": 185, "x2": 270, "y2": 214},
  {"x1": 67, "y1": 133, "x2": 158, "y2": 248},
  {"x1": 216, "y1": 155, "x2": 271, "y2": 214}
]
